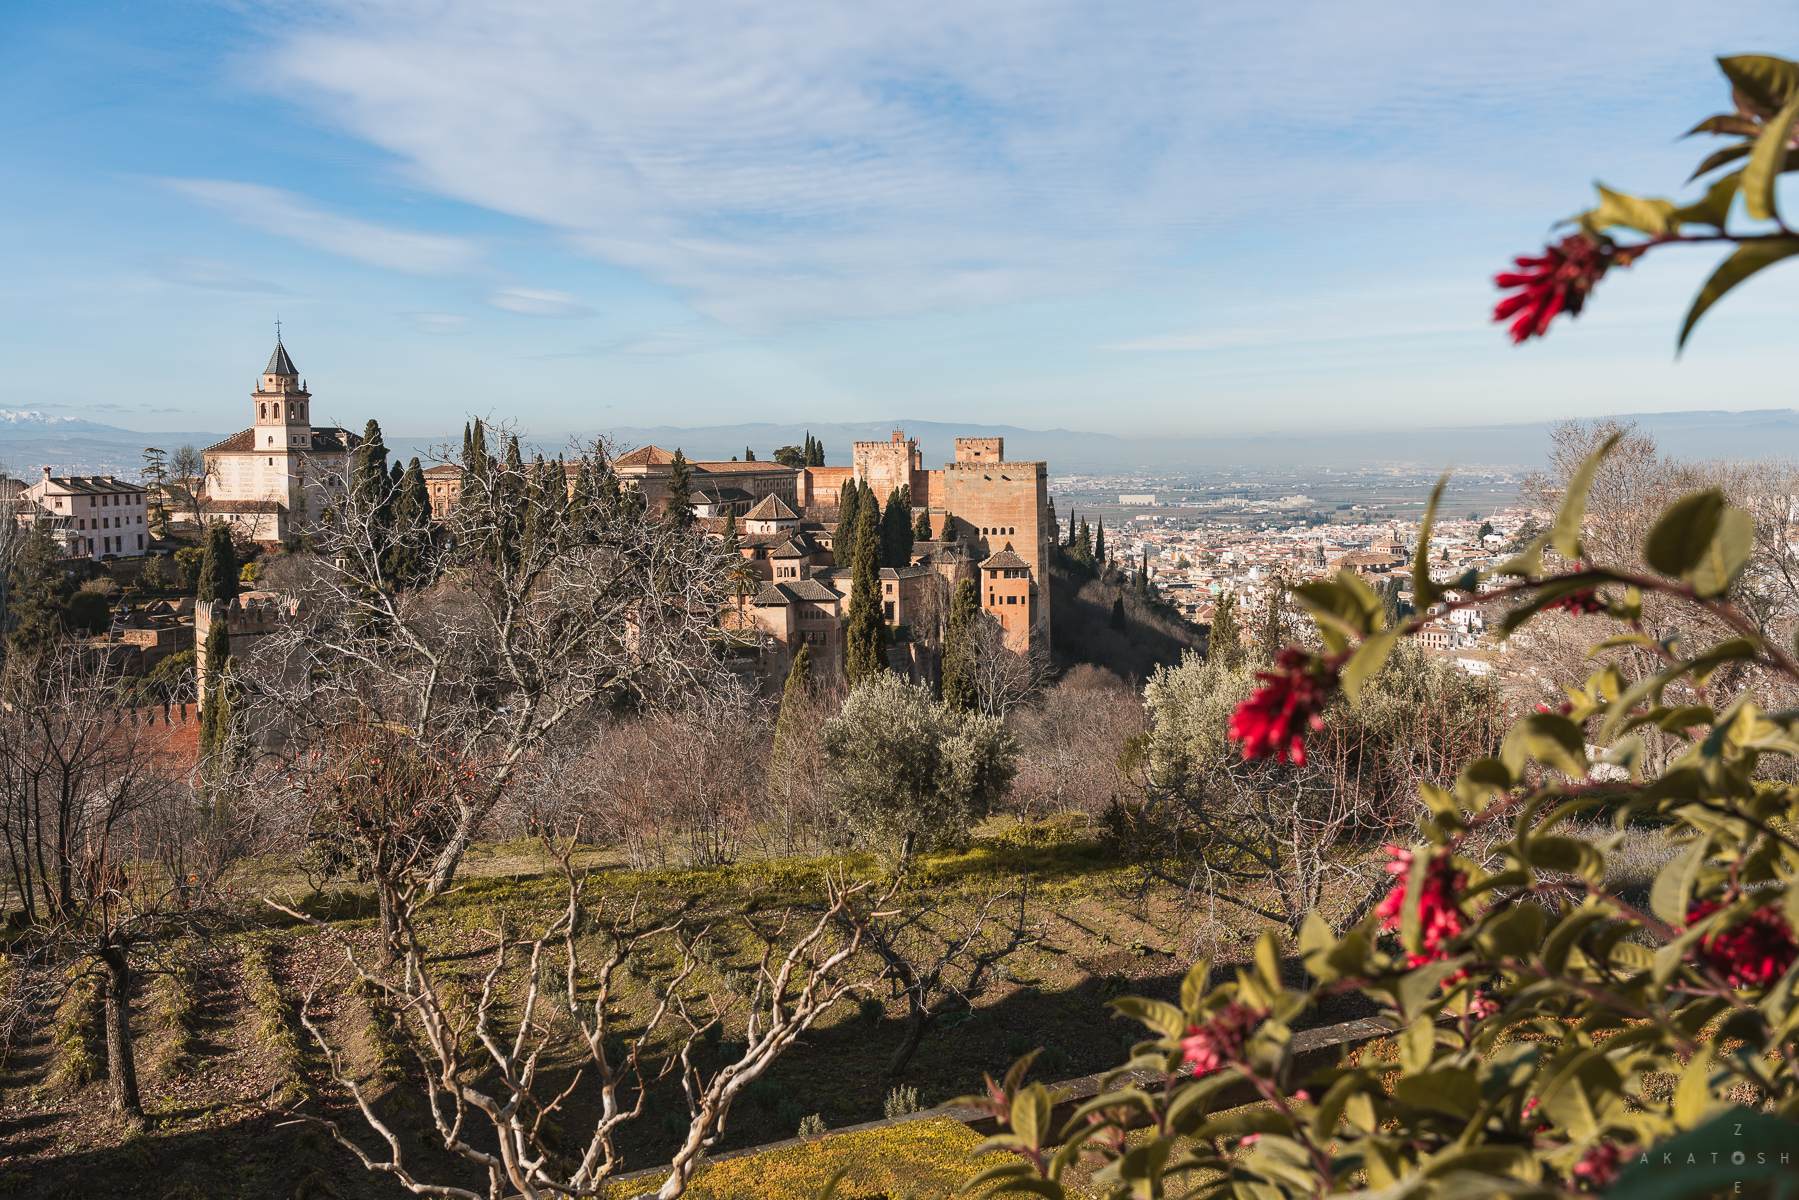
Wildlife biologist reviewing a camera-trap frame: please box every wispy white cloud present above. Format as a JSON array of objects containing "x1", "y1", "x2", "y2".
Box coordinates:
[
  {"x1": 163, "y1": 179, "x2": 481, "y2": 274},
  {"x1": 253, "y1": 0, "x2": 1799, "y2": 327},
  {"x1": 148, "y1": 254, "x2": 290, "y2": 294},
  {"x1": 404, "y1": 312, "x2": 470, "y2": 334},
  {"x1": 486, "y1": 287, "x2": 592, "y2": 317}
]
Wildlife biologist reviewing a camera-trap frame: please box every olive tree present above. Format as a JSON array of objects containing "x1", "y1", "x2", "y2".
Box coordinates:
[{"x1": 822, "y1": 673, "x2": 1016, "y2": 872}]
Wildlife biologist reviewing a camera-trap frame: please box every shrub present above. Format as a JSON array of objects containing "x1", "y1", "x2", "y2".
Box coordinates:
[
  {"x1": 50, "y1": 976, "x2": 100, "y2": 1089},
  {"x1": 1033, "y1": 1046, "x2": 1069, "y2": 1076},
  {"x1": 1002, "y1": 1032, "x2": 1032, "y2": 1058},
  {"x1": 776, "y1": 1096, "x2": 803, "y2": 1132},
  {"x1": 748, "y1": 1078, "x2": 784, "y2": 1109},
  {"x1": 859, "y1": 997, "x2": 884, "y2": 1024},
  {"x1": 960, "y1": 446, "x2": 1799, "y2": 1199},
  {"x1": 797, "y1": 1113, "x2": 827, "y2": 1137},
  {"x1": 883, "y1": 1085, "x2": 922, "y2": 1119}
]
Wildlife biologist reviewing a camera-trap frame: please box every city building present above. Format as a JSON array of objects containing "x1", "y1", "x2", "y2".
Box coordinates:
[
  {"x1": 202, "y1": 338, "x2": 361, "y2": 542},
  {"x1": 20, "y1": 469, "x2": 149, "y2": 560}
]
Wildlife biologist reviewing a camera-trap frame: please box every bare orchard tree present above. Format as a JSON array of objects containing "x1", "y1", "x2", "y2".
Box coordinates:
[
  {"x1": 244, "y1": 430, "x2": 739, "y2": 897},
  {"x1": 0, "y1": 653, "x2": 239, "y2": 1117},
  {"x1": 276, "y1": 847, "x2": 895, "y2": 1200},
  {"x1": 849, "y1": 881, "x2": 1032, "y2": 1076},
  {"x1": 1008, "y1": 671, "x2": 1148, "y2": 821},
  {"x1": 968, "y1": 612, "x2": 1054, "y2": 720},
  {"x1": 167, "y1": 443, "x2": 215, "y2": 529}
]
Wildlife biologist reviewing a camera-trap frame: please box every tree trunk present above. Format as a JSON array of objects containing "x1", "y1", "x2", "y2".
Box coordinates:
[
  {"x1": 377, "y1": 882, "x2": 398, "y2": 967},
  {"x1": 886, "y1": 997, "x2": 935, "y2": 1075},
  {"x1": 897, "y1": 831, "x2": 915, "y2": 876},
  {"x1": 99, "y1": 950, "x2": 141, "y2": 1117}
]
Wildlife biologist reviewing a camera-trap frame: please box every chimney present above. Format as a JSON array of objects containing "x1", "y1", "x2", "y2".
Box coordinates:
[{"x1": 42, "y1": 466, "x2": 52, "y2": 480}]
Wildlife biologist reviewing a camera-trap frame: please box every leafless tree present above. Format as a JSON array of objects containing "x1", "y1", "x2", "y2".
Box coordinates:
[
  {"x1": 850, "y1": 882, "x2": 1031, "y2": 1076},
  {"x1": 1008, "y1": 672, "x2": 1148, "y2": 821},
  {"x1": 968, "y1": 615, "x2": 1054, "y2": 720},
  {"x1": 241, "y1": 430, "x2": 740, "y2": 897},
  {"x1": 167, "y1": 444, "x2": 215, "y2": 529},
  {"x1": 275, "y1": 846, "x2": 895, "y2": 1200},
  {"x1": 0, "y1": 653, "x2": 239, "y2": 1117}
]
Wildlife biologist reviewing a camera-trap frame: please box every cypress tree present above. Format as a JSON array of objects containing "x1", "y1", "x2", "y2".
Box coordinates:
[
  {"x1": 1067, "y1": 507, "x2": 1077, "y2": 546},
  {"x1": 4, "y1": 521, "x2": 74, "y2": 655},
  {"x1": 1258, "y1": 580, "x2": 1286, "y2": 663},
  {"x1": 462, "y1": 421, "x2": 473, "y2": 466},
  {"x1": 745, "y1": 446, "x2": 756, "y2": 461},
  {"x1": 807, "y1": 433, "x2": 824, "y2": 466},
  {"x1": 1075, "y1": 519, "x2": 1092, "y2": 565},
  {"x1": 844, "y1": 492, "x2": 886, "y2": 684},
  {"x1": 354, "y1": 419, "x2": 392, "y2": 517},
  {"x1": 196, "y1": 523, "x2": 239, "y2": 603},
  {"x1": 1135, "y1": 549, "x2": 1149, "y2": 595},
  {"x1": 940, "y1": 510, "x2": 957, "y2": 541},
  {"x1": 721, "y1": 508, "x2": 740, "y2": 557},
  {"x1": 665, "y1": 448, "x2": 695, "y2": 531},
  {"x1": 199, "y1": 617, "x2": 229, "y2": 757},
  {"x1": 201, "y1": 619, "x2": 229, "y2": 707},
  {"x1": 834, "y1": 478, "x2": 862, "y2": 564},
  {"x1": 894, "y1": 485, "x2": 914, "y2": 564},
  {"x1": 1094, "y1": 518, "x2": 1107, "y2": 565},
  {"x1": 941, "y1": 577, "x2": 979, "y2": 711},
  {"x1": 1110, "y1": 589, "x2": 1128, "y2": 633},
  {"x1": 913, "y1": 508, "x2": 933, "y2": 544},
  {"x1": 1210, "y1": 593, "x2": 1244, "y2": 671}
]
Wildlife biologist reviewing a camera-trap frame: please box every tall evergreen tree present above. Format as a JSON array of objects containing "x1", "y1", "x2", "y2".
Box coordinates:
[
  {"x1": 385, "y1": 458, "x2": 432, "y2": 585},
  {"x1": 1075, "y1": 519, "x2": 1092, "y2": 565},
  {"x1": 941, "y1": 577, "x2": 980, "y2": 711},
  {"x1": 1135, "y1": 549, "x2": 1150, "y2": 595},
  {"x1": 913, "y1": 508, "x2": 934, "y2": 544},
  {"x1": 354, "y1": 419, "x2": 393, "y2": 518},
  {"x1": 1110, "y1": 589, "x2": 1128, "y2": 633},
  {"x1": 1067, "y1": 507, "x2": 1077, "y2": 546},
  {"x1": 834, "y1": 478, "x2": 862, "y2": 564},
  {"x1": 940, "y1": 509, "x2": 957, "y2": 541},
  {"x1": 844, "y1": 493, "x2": 887, "y2": 683},
  {"x1": 664, "y1": 448, "x2": 695, "y2": 531},
  {"x1": 721, "y1": 508, "x2": 740, "y2": 557},
  {"x1": 1209, "y1": 592, "x2": 1244, "y2": 671},
  {"x1": 461, "y1": 422, "x2": 473, "y2": 466},
  {"x1": 195, "y1": 523, "x2": 239, "y2": 604},
  {"x1": 881, "y1": 486, "x2": 915, "y2": 567},
  {"x1": 1094, "y1": 518, "x2": 1107, "y2": 565},
  {"x1": 201, "y1": 619, "x2": 229, "y2": 713},
  {"x1": 745, "y1": 446, "x2": 756, "y2": 461},
  {"x1": 4, "y1": 521, "x2": 74, "y2": 654},
  {"x1": 806, "y1": 433, "x2": 825, "y2": 466},
  {"x1": 1258, "y1": 579, "x2": 1286, "y2": 663}
]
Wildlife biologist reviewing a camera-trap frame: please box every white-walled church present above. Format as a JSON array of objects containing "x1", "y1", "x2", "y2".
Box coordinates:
[{"x1": 203, "y1": 338, "x2": 360, "y2": 542}]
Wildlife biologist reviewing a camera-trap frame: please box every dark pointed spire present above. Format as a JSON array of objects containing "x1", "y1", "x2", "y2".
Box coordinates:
[{"x1": 265, "y1": 336, "x2": 298, "y2": 377}]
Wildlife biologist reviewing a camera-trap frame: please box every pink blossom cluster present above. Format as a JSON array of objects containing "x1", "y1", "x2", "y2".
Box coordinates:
[
  {"x1": 1179, "y1": 1001, "x2": 1270, "y2": 1077},
  {"x1": 1374, "y1": 845, "x2": 1469, "y2": 966},
  {"x1": 1687, "y1": 899, "x2": 1799, "y2": 989}
]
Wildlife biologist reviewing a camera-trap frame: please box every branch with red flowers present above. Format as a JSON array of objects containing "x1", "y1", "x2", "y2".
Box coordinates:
[{"x1": 1494, "y1": 54, "x2": 1799, "y2": 350}]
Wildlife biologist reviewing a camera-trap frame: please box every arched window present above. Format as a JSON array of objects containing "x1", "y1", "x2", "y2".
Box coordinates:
[
  {"x1": 260, "y1": 404, "x2": 267, "y2": 418},
  {"x1": 273, "y1": 403, "x2": 280, "y2": 418}
]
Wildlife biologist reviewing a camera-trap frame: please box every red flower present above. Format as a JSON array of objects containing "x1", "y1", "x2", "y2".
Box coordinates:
[
  {"x1": 1544, "y1": 588, "x2": 1606, "y2": 616},
  {"x1": 1229, "y1": 647, "x2": 1341, "y2": 766},
  {"x1": 1375, "y1": 846, "x2": 1468, "y2": 965},
  {"x1": 1179, "y1": 1001, "x2": 1269, "y2": 1077},
  {"x1": 1571, "y1": 1142, "x2": 1623, "y2": 1190},
  {"x1": 1493, "y1": 234, "x2": 1616, "y2": 343},
  {"x1": 1687, "y1": 900, "x2": 1799, "y2": 989}
]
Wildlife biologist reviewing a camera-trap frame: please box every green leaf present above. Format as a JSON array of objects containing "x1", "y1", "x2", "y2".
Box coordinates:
[
  {"x1": 1645, "y1": 490, "x2": 1730, "y2": 577},
  {"x1": 1552, "y1": 433, "x2": 1623, "y2": 562},
  {"x1": 1538, "y1": 1046, "x2": 1622, "y2": 1137},
  {"x1": 1523, "y1": 835, "x2": 1606, "y2": 885},
  {"x1": 1413, "y1": 474, "x2": 1448, "y2": 610},
  {"x1": 1454, "y1": 757, "x2": 1512, "y2": 811},
  {"x1": 1476, "y1": 903, "x2": 1544, "y2": 961},
  {"x1": 1396, "y1": 956, "x2": 1469, "y2": 1020},
  {"x1": 1109, "y1": 996, "x2": 1186, "y2": 1041},
  {"x1": 1669, "y1": 169, "x2": 1743, "y2": 227},
  {"x1": 1719, "y1": 54, "x2": 1799, "y2": 114},
  {"x1": 1673, "y1": 1045, "x2": 1713, "y2": 1127},
  {"x1": 1501, "y1": 713, "x2": 1590, "y2": 779},
  {"x1": 1690, "y1": 507, "x2": 1754, "y2": 598},
  {"x1": 1392, "y1": 1067, "x2": 1480, "y2": 1119},
  {"x1": 1299, "y1": 911, "x2": 1334, "y2": 959},
  {"x1": 1686, "y1": 141, "x2": 1753, "y2": 183},
  {"x1": 1650, "y1": 840, "x2": 1708, "y2": 925},
  {"x1": 1342, "y1": 630, "x2": 1398, "y2": 705},
  {"x1": 1684, "y1": 113, "x2": 1763, "y2": 138},
  {"x1": 1541, "y1": 907, "x2": 1611, "y2": 975},
  {"x1": 1678, "y1": 237, "x2": 1799, "y2": 350},
  {"x1": 1291, "y1": 576, "x2": 1382, "y2": 651},
  {"x1": 1008, "y1": 1082, "x2": 1053, "y2": 1149},
  {"x1": 1254, "y1": 929, "x2": 1283, "y2": 995},
  {"x1": 1399, "y1": 1016, "x2": 1436, "y2": 1074},
  {"x1": 1589, "y1": 184, "x2": 1675, "y2": 235},
  {"x1": 1179, "y1": 957, "x2": 1211, "y2": 1016}
]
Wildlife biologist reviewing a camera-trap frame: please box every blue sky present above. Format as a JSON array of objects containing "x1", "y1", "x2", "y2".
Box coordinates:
[{"x1": 5, "y1": 0, "x2": 1799, "y2": 442}]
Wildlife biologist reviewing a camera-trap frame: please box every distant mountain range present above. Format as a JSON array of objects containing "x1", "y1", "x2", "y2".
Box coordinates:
[{"x1": 9, "y1": 408, "x2": 1799, "y2": 479}]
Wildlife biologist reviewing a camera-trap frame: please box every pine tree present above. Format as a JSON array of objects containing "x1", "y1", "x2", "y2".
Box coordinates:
[
  {"x1": 1094, "y1": 518, "x2": 1107, "y2": 565},
  {"x1": 196, "y1": 523, "x2": 240, "y2": 603},
  {"x1": 1111, "y1": 589, "x2": 1128, "y2": 633},
  {"x1": 665, "y1": 448, "x2": 695, "y2": 531},
  {"x1": 1210, "y1": 593, "x2": 1244, "y2": 671},
  {"x1": 834, "y1": 479, "x2": 862, "y2": 564},
  {"x1": 844, "y1": 493, "x2": 887, "y2": 683},
  {"x1": 941, "y1": 578, "x2": 979, "y2": 711},
  {"x1": 913, "y1": 508, "x2": 933, "y2": 543}
]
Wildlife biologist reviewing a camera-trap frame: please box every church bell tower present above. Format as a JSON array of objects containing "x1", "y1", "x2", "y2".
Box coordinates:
[{"x1": 254, "y1": 336, "x2": 311, "y2": 452}]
